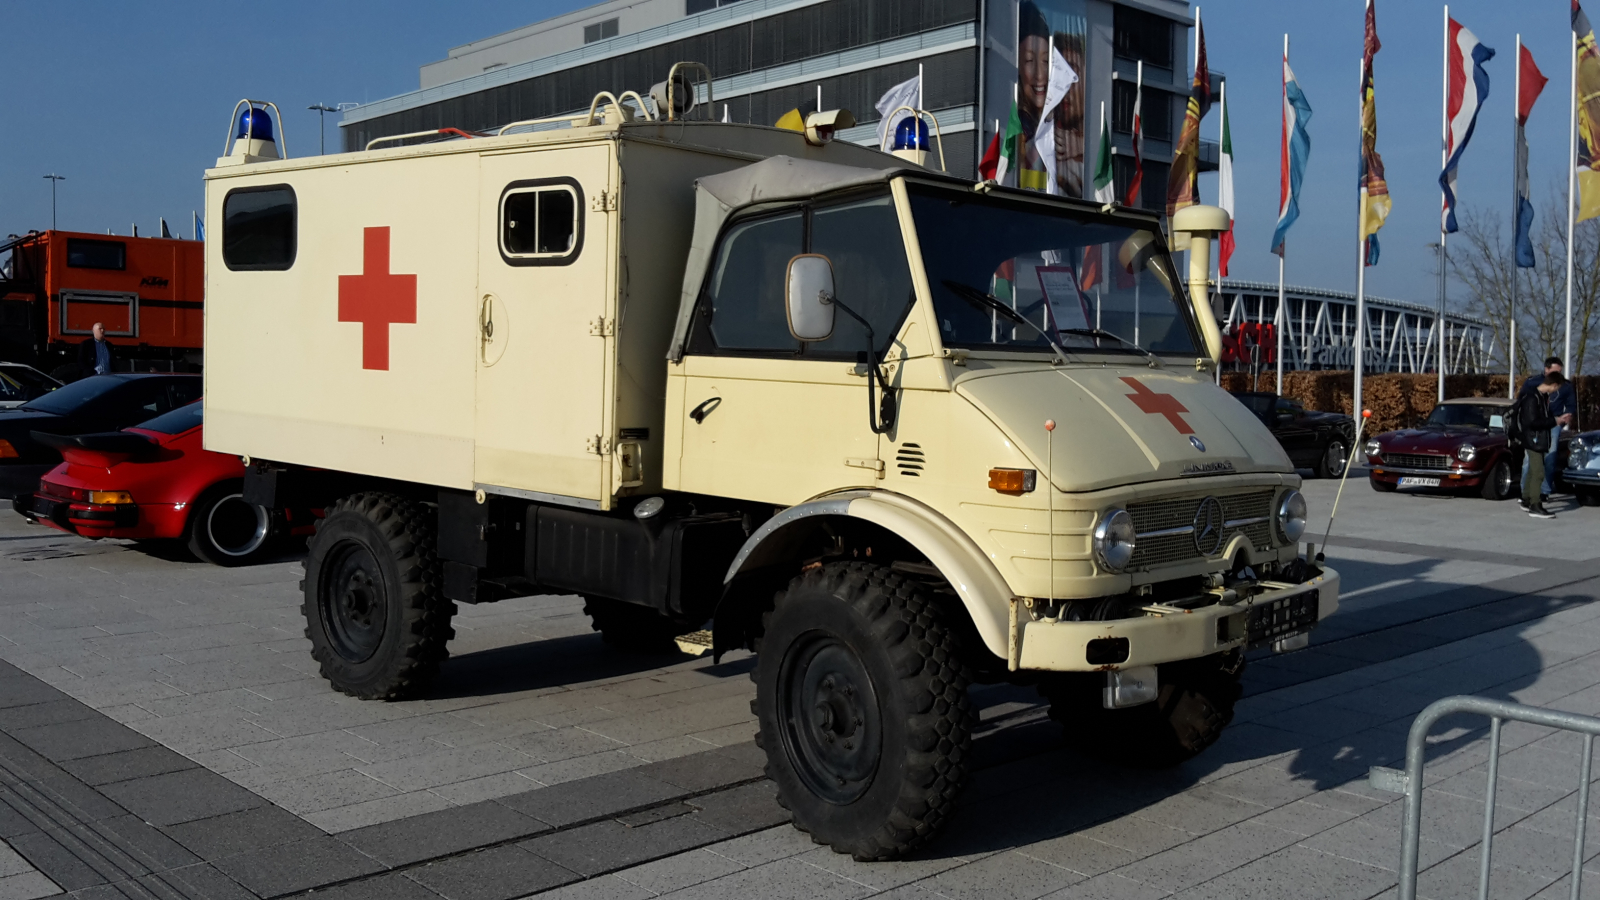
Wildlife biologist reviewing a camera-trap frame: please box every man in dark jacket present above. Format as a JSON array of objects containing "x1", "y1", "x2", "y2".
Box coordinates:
[
  {"x1": 76, "y1": 322, "x2": 116, "y2": 377},
  {"x1": 1521, "y1": 356, "x2": 1577, "y2": 496},
  {"x1": 1515, "y1": 373, "x2": 1563, "y2": 518}
]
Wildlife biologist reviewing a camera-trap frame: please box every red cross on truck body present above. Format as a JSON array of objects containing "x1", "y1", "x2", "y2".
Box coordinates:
[{"x1": 338, "y1": 227, "x2": 417, "y2": 370}]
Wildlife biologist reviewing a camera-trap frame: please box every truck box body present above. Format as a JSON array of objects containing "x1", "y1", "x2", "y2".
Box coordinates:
[
  {"x1": 203, "y1": 122, "x2": 888, "y2": 509},
  {"x1": 0, "y1": 230, "x2": 203, "y2": 370}
]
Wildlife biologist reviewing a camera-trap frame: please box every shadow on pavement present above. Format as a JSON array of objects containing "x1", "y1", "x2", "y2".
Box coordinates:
[
  {"x1": 915, "y1": 582, "x2": 1593, "y2": 860},
  {"x1": 426, "y1": 632, "x2": 755, "y2": 700}
]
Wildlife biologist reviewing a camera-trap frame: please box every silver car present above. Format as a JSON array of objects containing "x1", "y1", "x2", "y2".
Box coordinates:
[{"x1": 0, "y1": 362, "x2": 61, "y2": 410}]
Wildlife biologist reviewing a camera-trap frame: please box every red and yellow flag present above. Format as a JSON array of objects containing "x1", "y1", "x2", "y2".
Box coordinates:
[{"x1": 1166, "y1": 13, "x2": 1211, "y2": 219}]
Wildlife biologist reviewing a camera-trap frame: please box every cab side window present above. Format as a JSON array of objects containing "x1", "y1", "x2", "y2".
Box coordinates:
[
  {"x1": 701, "y1": 211, "x2": 803, "y2": 353},
  {"x1": 500, "y1": 179, "x2": 582, "y2": 266},
  {"x1": 806, "y1": 194, "x2": 914, "y2": 358}
]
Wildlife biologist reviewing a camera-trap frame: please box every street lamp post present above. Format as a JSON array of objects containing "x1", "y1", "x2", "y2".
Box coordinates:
[
  {"x1": 43, "y1": 174, "x2": 65, "y2": 231},
  {"x1": 308, "y1": 104, "x2": 339, "y2": 155}
]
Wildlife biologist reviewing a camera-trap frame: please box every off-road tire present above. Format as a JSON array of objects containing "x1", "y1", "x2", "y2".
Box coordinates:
[
  {"x1": 582, "y1": 596, "x2": 687, "y2": 653},
  {"x1": 184, "y1": 480, "x2": 274, "y2": 567},
  {"x1": 1480, "y1": 458, "x2": 1516, "y2": 501},
  {"x1": 1314, "y1": 440, "x2": 1348, "y2": 480},
  {"x1": 302, "y1": 492, "x2": 455, "y2": 700},
  {"x1": 752, "y1": 562, "x2": 973, "y2": 861},
  {"x1": 1038, "y1": 650, "x2": 1243, "y2": 769},
  {"x1": 1369, "y1": 476, "x2": 1397, "y2": 493}
]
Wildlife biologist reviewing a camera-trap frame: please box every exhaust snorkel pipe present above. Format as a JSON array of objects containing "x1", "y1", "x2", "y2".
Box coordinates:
[{"x1": 1170, "y1": 205, "x2": 1230, "y2": 367}]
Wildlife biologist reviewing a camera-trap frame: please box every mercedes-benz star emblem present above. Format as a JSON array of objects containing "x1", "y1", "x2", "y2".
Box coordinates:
[
  {"x1": 1189, "y1": 436, "x2": 1206, "y2": 452},
  {"x1": 1192, "y1": 496, "x2": 1224, "y2": 557}
]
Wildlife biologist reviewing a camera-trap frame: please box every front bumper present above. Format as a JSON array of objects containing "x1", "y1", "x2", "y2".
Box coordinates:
[
  {"x1": 1369, "y1": 462, "x2": 1483, "y2": 486},
  {"x1": 1563, "y1": 468, "x2": 1600, "y2": 486},
  {"x1": 1014, "y1": 566, "x2": 1339, "y2": 671}
]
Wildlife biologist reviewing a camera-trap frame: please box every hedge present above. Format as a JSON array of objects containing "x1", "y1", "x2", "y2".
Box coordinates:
[{"x1": 1218, "y1": 371, "x2": 1600, "y2": 434}]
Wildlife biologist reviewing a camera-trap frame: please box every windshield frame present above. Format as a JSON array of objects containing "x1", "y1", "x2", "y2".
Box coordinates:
[
  {"x1": 1425, "y1": 403, "x2": 1505, "y2": 431},
  {"x1": 898, "y1": 178, "x2": 1201, "y2": 362}
]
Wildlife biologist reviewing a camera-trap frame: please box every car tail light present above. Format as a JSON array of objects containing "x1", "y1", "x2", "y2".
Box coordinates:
[
  {"x1": 0, "y1": 439, "x2": 17, "y2": 459},
  {"x1": 40, "y1": 480, "x2": 88, "y2": 501},
  {"x1": 87, "y1": 491, "x2": 134, "y2": 505}
]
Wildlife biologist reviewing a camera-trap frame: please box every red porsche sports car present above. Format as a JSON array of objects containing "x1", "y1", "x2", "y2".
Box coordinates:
[{"x1": 14, "y1": 401, "x2": 288, "y2": 565}]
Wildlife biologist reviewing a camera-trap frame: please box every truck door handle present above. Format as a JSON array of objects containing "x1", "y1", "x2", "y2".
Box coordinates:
[{"x1": 689, "y1": 396, "x2": 721, "y2": 424}]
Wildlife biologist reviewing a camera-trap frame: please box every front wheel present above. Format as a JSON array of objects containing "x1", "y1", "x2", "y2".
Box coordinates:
[
  {"x1": 302, "y1": 493, "x2": 455, "y2": 700},
  {"x1": 1480, "y1": 458, "x2": 1516, "y2": 501},
  {"x1": 1314, "y1": 440, "x2": 1348, "y2": 480},
  {"x1": 185, "y1": 481, "x2": 275, "y2": 566},
  {"x1": 753, "y1": 562, "x2": 973, "y2": 860},
  {"x1": 1039, "y1": 651, "x2": 1243, "y2": 769}
]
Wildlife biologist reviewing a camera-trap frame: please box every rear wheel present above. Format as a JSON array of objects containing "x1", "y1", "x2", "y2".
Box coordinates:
[
  {"x1": 1369, "y1": 477, "x2": 1397, "y2": 493},
  {"x1": 753, "y1": 562, "x2": 972, "y2": 860},
  {"x1": 1480, "y1": 458, "x2": 1516, "y2": 501},
  {"x1": 302, "y1": 492, "x2": 455, "y2": 700},
  {"x1": 582, "y1": 596, "x2": 689, "y2": 653},
  {"x1": 1314, "y1": 440, "x2": 1348, "y2": 480},
  {"x1": 1039, "y1": 651, "x2": 1243, "y2": 769},
  {"x1": 185, "y1": 481, "x2": 274, "y2": 566}
]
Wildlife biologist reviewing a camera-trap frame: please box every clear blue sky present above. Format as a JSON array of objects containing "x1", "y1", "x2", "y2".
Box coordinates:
[{"x1": 0, "y1": 0, "x2": 1578, "y2": 308}]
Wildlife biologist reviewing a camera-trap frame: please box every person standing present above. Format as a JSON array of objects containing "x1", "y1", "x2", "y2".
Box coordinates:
[
  {"x1": 76, "y1": 322, "x2": 116, "y2": 377},
  {"x1": 1521, "y1": 357, "x2": 1577, "y2": 497},
  {"x1": 1515, "y1": 373, "x2": 1562, "y2": 518}
]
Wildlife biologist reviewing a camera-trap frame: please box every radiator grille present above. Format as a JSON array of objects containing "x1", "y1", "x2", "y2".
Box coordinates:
[
  {"x1": 1124, "y1": 490, "x2": 1276, "y2": 571},
  {"x1": 1383, "y1": 453, "x2": 1451, "y2": 470},
  {"x1": 895, "y1": 443, "x2": 925, "y2": 477}
]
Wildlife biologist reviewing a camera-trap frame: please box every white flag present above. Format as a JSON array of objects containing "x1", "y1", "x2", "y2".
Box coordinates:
[
  {"x1": 1030, "y1": 45, "x2": 1078, "y2": 195},
  {"x1": 875, "y1": 74, "x2": 922, "y2": 149}
]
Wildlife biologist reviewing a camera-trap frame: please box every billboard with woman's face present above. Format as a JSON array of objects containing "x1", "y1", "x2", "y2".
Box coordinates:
[{"x1": 1012, "y1": 0, "x2": 1087, "y2": 196}]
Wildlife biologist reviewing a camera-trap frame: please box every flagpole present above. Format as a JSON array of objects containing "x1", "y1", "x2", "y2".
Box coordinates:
[
  {"x1": 1511, "y1": 33, "x2": 1521, "y2": 398},
  {"x1": 1438, "y1": 5, "x2": 1449, "y2": 404},
  {"x1": 1567, "y1": 27, "x2": 1578, "y2": 375},
  {"x1": 1278, "y1": 34, "x2": 1289, "y2": 394},
  {"x1": 1355, "y1": 56, "x2": 1366, "y2": 424}
]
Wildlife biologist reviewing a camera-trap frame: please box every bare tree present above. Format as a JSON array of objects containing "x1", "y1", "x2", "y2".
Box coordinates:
[{"x1": 1451, "y1": 196, "x2": 1600, "y2": 376}]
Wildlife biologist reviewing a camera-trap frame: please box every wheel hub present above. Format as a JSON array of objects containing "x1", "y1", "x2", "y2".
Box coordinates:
[
  {"x1": 320, "y1": 543, "x2": 387, "y2": 663},
  {"x1": 778, "y1": 633, "x2": 881, "y2": 804}
]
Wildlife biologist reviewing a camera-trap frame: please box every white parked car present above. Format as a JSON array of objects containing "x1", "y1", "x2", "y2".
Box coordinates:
[{"x1": 0, "y1": 362, "x2": 62, "y2": 409}]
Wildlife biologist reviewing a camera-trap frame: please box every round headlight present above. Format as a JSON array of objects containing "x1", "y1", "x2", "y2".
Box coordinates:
[
  {"x1": 1277, "y1": 489, "x2": 1308, "y2": 543},
  {"x1": 1363, "y1": 439, "x2": 1381, "y2": 458},
  {"x1": 1092, "y1": 509, "x2": 1137, "y2": 573},
  {"x1": 1456, "y1": 443, "x2": 1477, "y2": 463}
]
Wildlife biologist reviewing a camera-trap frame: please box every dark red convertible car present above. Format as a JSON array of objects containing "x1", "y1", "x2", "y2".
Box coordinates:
[
  {"x1": 14, "y1": 401, "x2": 294, "y2": 565},
  {"x1": 1365, "y1": 397, "x2": 1521, "y2": 500}
]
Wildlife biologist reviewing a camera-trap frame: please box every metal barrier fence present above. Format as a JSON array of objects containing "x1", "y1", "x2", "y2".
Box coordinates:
[{"x1": 1369, "y1": 695, "x2": 1600, "y2": 900}]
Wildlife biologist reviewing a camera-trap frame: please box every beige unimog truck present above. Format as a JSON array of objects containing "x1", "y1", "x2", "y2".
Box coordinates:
[{"x1": 203, "y1": 78, "x2": 1338, "y2": 860}]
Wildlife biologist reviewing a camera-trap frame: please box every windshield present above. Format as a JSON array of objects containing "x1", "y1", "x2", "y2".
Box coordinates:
[
  {"x1": 135, "y1": 400, "x2": 202, "y2": 435},
  {"x1": 21, "y1": 375, "x2": 120, "y2": 414},
  {"x1": 907, "y1": 185, "x2": 1198, "y2": 357},
  {"x1": 0, "y1": 366, "x2": 58, "y2": 402},
  {"x1": 1426, "y1": 404, "x2": 1504, "y2": 431}
]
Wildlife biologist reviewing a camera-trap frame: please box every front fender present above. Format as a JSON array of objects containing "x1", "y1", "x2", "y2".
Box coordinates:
[{"x1": 720, "y1": 489, "x2": 1014, "y2": 660}]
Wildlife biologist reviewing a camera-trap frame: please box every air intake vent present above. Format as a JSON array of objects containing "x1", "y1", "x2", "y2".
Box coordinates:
[{"x1": 896, "y1": 443, "x2": 925, "y2": 476}]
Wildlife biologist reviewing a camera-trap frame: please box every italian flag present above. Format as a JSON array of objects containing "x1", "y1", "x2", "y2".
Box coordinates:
[
  {"x1": 1091, "y1": 101, "x2": 1115, "y2": 204},
  {"x1": 1218, "y1": 86, "x2": 1236, "y2": 276},
  {"x1": 978, "y1": 99, "x2": 1023, "y2": 184}
]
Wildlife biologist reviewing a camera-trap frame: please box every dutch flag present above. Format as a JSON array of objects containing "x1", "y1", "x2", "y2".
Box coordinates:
[{"x1": 1440, "y1": 19, "x2": 1494, "y2": 234}]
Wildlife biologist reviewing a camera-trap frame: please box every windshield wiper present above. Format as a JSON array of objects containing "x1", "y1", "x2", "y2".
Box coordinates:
[
  {"x1": 1058, "y1": 328, "x2": 1162, "y2": 367},
  {"x1": 940, "y1": 280, "x2": 1069, "y2": 364}
]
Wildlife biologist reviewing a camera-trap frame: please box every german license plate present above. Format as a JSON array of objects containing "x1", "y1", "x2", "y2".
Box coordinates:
[
  {"x1": 1398, "y1": 477, "x2": 1441, "y2": 488},
  {"x1": 1245, "y1": 589, "x2": 1319, "y2": 648}
]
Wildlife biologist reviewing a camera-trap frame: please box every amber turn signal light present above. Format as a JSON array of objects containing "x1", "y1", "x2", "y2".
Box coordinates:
[
  {"x1": 0, "y1": 439, "x2": 17, "y2": 459},
  {"x1": 988, "y1": 468, "x2": 1037, "y2": 495},
  {"x1": 88, "y1": 491, "x2": 134, "y2": 505}
]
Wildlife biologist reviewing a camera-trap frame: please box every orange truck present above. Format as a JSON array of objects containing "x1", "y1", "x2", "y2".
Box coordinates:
[{"x1": 0, "y1": 230, "x2": 204, "y2": 376}]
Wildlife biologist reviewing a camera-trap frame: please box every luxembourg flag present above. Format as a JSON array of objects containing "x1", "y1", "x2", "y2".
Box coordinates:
[
  {"x1": 1271, "y1": 55, "x2": 1313, "y2": 257},
  {"x1": 1440, "y1": 18, "x2": 1494, "y2": 234}
]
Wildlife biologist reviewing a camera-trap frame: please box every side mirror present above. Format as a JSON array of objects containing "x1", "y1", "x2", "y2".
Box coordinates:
[{"x1": 786, "y1": 254, "x2": 836, "y2": 342}]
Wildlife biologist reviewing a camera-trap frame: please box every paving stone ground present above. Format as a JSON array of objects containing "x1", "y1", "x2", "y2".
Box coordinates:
[{"x1": 1, "y1": 475, "x2": 1598, "y2": 899}]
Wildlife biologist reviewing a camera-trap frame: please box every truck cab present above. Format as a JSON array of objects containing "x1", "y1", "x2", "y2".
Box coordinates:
[{"x1": 203, "y1": 77, "x2": 1337, "y2": 862}]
